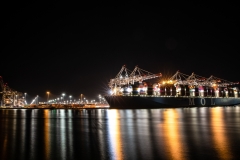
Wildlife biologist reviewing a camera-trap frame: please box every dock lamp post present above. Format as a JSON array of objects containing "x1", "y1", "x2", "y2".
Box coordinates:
[
  {"x1": 62, "y1": 93, "x2": 65, "y2": 103},
  {"x1": 24, "y1": 93, "x2": 27, "y2": 105},
  {"x1": 69, "y1": 95, "x2": 72, "y2": 104},
  {"x1": 47, "y1": 92, "x2": 50, "y2": 104},
  {"x1": 99, "y1": 94, "x2": 102, "y2": 103},
  {"x1": 36, "y1": 95, "x2": 38, "y2": 105},
  {"x1": 80, "y1": 94, "x2": 83, "y2": 104},
  {"x1": 16, "y1": 94, "x2": 18, "y2": 107}
]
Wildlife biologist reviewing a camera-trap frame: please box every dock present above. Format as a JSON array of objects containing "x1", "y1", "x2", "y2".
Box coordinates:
[{"x1": 0, "y1": 103, "x2": 110, "y2": 109}]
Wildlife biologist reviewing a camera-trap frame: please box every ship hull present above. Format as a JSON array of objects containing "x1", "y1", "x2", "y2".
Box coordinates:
[{"x1": 104, "y1": 95, "x2": 240, "y2": 109}]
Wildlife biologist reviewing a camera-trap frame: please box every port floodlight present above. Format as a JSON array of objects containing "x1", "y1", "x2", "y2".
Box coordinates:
[{"x1": 109, "y1": 90, "x2": 113, "y2": 95}]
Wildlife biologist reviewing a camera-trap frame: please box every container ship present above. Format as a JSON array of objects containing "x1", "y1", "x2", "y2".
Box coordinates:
[{"x1": 104, "y1": 65, "x2": 240, "y2": 109}]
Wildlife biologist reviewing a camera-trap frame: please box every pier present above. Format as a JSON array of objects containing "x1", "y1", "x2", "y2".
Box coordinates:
[{"x1": 1, "y1": 103, "x2": 109, "y2": 109}]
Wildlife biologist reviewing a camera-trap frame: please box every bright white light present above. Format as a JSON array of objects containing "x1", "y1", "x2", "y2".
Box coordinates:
[
  {"x1": 127, "y1": 87, "x2": 132, "y2": 92},
  {"x1": 109, "y1": 90, "x2": 113, "y2": 95}
]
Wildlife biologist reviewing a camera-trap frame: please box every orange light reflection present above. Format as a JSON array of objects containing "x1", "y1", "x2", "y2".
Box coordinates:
[
  {"x1": 163, "y1": 109, "x2": 185, "y2": 160},
  {"x1": 211, "y1": 107, "x2": 232, "y2": 160},
  {"x1": 108, "y1": 110, "x2": 123, "y2": 160},
  {"x1": 44, "y1": 110, "x2": 50, "y2": 160}
]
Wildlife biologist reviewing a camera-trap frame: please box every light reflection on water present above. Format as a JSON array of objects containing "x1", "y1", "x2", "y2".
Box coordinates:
[
  {"x1": 163, "y1": 109, "x2": 186, "y2": 160},
  {"x1": 108, "y1": 110, "x2": 123, "y2": 160},
  {"x1": 43, "y1": 110, "x2": 50, "y2": 160},
  {"x1": 210, "y1": 107, "x2": 232, "y2": 160},
  {"x1": 0, "y1": 107, "x2": 240, "y2": 160}
]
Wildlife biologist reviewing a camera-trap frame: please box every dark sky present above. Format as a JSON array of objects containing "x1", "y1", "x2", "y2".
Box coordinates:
[{"x1": 1, "y1": 2, "x2": 239, "y2": 101}]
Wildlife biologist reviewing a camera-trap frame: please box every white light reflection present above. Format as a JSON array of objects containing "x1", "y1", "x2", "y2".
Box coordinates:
[
  {"x1": 199, "y1": 107, "x2": 210, "y2": 146},
  {"x1": 135, "y1": 110, "x2": 154, "y2": 160},
  {"x1": 188, "y1": 108, "x2": 202, "y2": 147},
  {"x1": 98, "y1": 110, "x2": 105, "y2": 157},
  {"x1": 20, "y1": 110, "x2": 26, "y2": 158},
  {"x1": 59, "y1": 109, "x2": 67, "y2": 160},
  {"x1": 12, "y1": 109, "x2": 17, "y2": 156},
  {"x1": 30, "y1": 110, "x2": 36, "y2": 160},
  {"x1": 122, "y1": 109, "x2": 137, "y2": 159},
  {"x1": 67, "y1": 110, "x2": 73, "y2": 159}
]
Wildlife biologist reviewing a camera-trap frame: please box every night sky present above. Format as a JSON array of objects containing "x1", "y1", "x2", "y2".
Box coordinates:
[{"x1": 1, "y1": 2, "x2": 239, "y2": 102}]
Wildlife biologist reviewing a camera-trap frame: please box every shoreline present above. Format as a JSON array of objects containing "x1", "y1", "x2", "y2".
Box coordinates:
[
  {"x1": 0, "y1": 107, "x2": 109, "y2": 109},
  {"x1": 0, "y1": 104, "x2": 110, "y2": 109}
]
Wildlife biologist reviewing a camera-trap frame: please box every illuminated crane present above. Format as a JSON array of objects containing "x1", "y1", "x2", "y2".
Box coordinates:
[
  {"x1": 166, "y1": 71, "x2": 237, "y2": 87},
  {"x1": 0, "y1": 76, "x2": 24, "y2": 107},
  {"x1": 168, "y1": 70, "x2": 190, "y2": 86},
  {"x1": 201, "y1": 75, "x2": 236, "y2": 87},
  {"x1": 108, "y1": 65, "x2": 162, "y2": 92},
  {"x1": 129, "y1": 65, "x2": 162, "y2": 84},
  {"x1": 108, "y1": 65, "x2": 133, "y2": 89}
]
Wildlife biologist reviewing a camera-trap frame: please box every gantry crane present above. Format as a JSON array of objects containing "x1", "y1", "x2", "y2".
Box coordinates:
[
  {"x1": 167, "y1": 70, "x2": 238, "y2": 87},
  {"x1": 108, "y1": 65, "x2": 162, "y2": 91},
  {"x1": 0, "y1": 76, "x2": 24, "y2": 107}
]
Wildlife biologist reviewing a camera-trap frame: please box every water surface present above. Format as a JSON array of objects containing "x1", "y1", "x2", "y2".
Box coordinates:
[{"x1": 1, "y1": 107, "x2": 240, "y2": 160}]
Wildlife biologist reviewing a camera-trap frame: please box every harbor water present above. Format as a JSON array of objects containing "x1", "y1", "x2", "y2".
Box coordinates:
[{"x1": 1, "y1": 106, "x2": 240, "y2": 160}]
